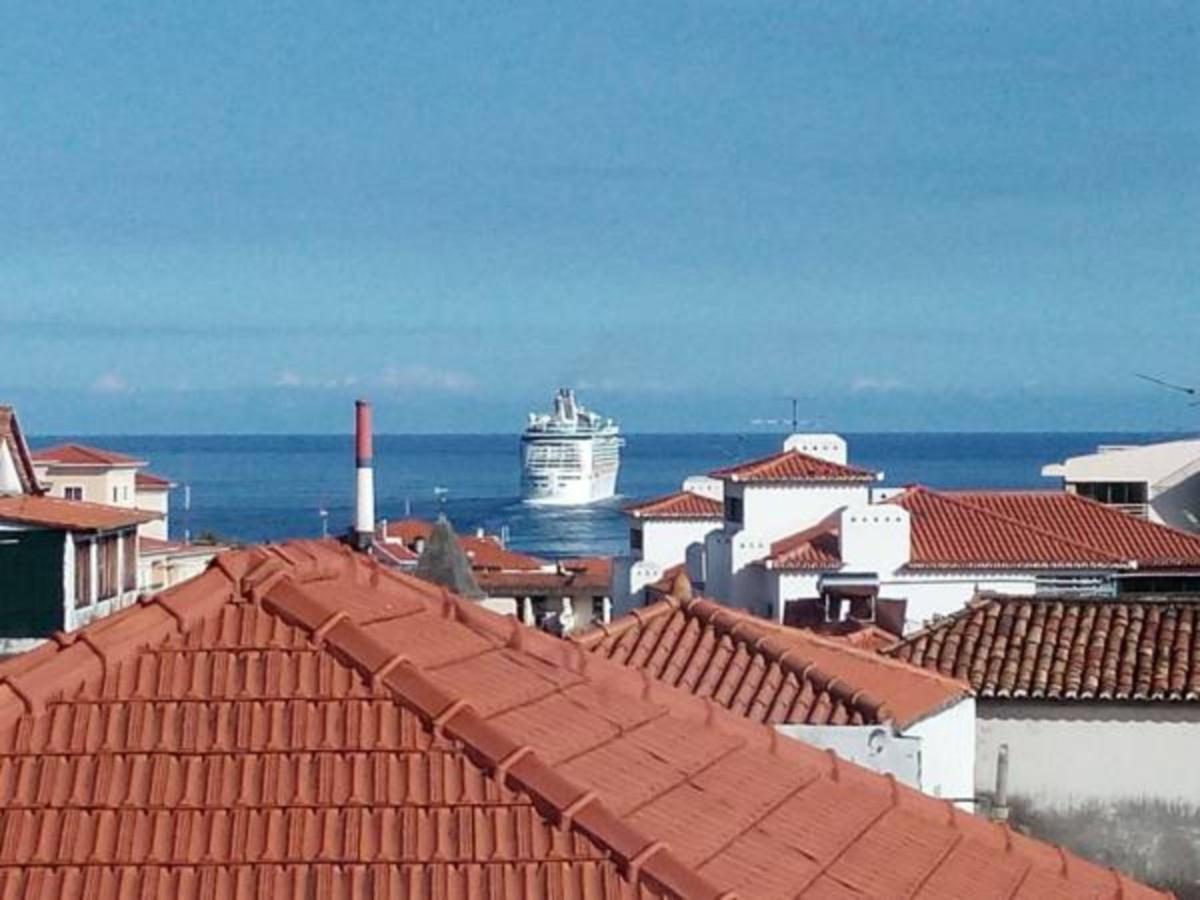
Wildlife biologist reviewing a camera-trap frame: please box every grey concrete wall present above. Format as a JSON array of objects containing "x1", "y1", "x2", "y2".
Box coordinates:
[{"x1": 976, "y1": 701, "x2": 1200, "y2": 894}]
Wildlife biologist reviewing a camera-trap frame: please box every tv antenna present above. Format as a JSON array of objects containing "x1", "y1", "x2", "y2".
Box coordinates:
[
  {"x1": 1135, "y1": 372, "x2": 1200, "y2": 406},
  {"x1": 751, "y1": 398, "x2": 816, "y2": 431}
]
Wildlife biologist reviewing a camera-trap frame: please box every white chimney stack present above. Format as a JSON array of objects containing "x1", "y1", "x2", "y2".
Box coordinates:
[{"x1": 354, "y1": 399, "x2": 375, "y2": 550}]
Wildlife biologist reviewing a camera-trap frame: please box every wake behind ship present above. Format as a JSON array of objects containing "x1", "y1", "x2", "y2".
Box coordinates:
[{"x1": 521, "y1": 389, "x2": 622, "y2": 505}]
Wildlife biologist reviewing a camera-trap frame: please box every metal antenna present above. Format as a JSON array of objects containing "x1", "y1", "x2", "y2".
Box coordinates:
[
  {"x1": 1135, "y1": 372, "x2": 1200, "y2": 405},
  {"x1": 751, "y1": 397, "x2": 815, "y2": 430}
]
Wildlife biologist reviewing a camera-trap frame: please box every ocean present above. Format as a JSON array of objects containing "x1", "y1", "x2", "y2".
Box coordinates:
[{"x1": 32, "y1": 432, "x2": 1175, "y2": 558}]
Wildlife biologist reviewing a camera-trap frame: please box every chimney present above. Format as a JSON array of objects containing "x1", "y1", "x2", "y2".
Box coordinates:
[{"x1": 354, "y1": 399, "x2": 375, "y2": 550}]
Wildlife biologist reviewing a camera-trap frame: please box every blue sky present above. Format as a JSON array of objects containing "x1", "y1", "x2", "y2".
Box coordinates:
[{"x1": 2, "y1": 2, "x2": 1198, "y2": 433}]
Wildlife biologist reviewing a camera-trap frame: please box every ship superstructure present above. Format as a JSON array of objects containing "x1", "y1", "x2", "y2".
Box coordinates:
[{"x1": 521, "y1": 389, "x2": 621, "y2": 505}]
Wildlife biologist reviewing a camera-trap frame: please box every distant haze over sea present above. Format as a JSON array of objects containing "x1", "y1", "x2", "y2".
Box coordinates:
[{"x1": 29, "y1": 432, "x2": 1180, "y2": 558}]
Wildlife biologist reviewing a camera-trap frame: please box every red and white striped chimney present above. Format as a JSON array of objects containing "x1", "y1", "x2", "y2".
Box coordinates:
[{"x1": 354, "y1": 399, "x2": 375, "y2": 550}]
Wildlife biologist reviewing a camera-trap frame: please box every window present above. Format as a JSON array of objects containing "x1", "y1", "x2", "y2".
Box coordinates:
[
  {"x1": 122, "y1": 530, "x2": 137, "y2": 592},
  {"x1": 64, "y1": 486, "x2": 83, "y2": 501},
  {"x1": 591, "y1": 596, "x2": 608, "y2": 623},
  {"x1": 1074, "y1": 481, "x2": 1148, "y2": 505},
  {"x1": 112, "y1": 487, "x2": 119, "y2": 503},
  {"x1": 74, "y1": 540, "x2": 92, "y2": 609},
  {"x1": 725, "y1": 496, "x2": 743, "y2": 524},
  {"x1": 97, "y1": 535, "x2": 119, "y2": 600},
  {"x1": 629, "y1": 528, "x2": 643, "y2": 551}
]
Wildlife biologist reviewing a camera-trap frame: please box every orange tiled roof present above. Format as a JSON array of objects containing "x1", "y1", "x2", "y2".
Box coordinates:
[
  {"x1": 886, "y1": 593, "x2": 1200, "y2": 702},
  {"x1": 135, "y1": 470, "x2": 174, "y2": 489},
  {"x1": 0, "y1": 495, "x2": 158, "y2": 531},
  {"x1": 29, "y1": 442, "x2": 146, "y2": 467},
  {"x1": 460, "y1": 535, "x2": 548, "y2": 571},
  {"x1": 383, "y1": 519, "x2": 547, "y2": 571},
  {"x1": 0, "y1": 540, "x2": 1161, "y2": 899},
  {"x1": 381, "y1": 518, "x2": 433, "y2": 543},
  {"x1": 0, "y1": 406, "x2": 41, "y2": 495},
  {"x1": 625, "y1": 490, "x2": 723, "y2": 519},
  {"x1": 888, "y1": 487, "x2": 1130, "y2": 570},
  {"x1": 474, "y1": 557, "x2": 612, "y2": 595},
  {"x1": 575, "y1": 595, "x2": 970, "y2": 730},
  {"x1": 711, "y1": 449, "x2": 878, "y2": 483},
  {"x1": 946, "y1": 489, "x2": 1200, "y2": 570},
  {"x1": 764, "y1": 515, "x2": 842, "y2": 570}
]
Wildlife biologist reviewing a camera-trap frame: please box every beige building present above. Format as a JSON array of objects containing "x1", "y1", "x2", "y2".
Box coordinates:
[{"x1": 31, "y1": 443, "x2": 177, "y2": 540}]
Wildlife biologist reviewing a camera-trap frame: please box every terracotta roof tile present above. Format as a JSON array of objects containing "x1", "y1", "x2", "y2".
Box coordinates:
[
  {"x1": 888, "y1": 487, "x2": 1130, "y2": 570},
  {"x1": 763, "y1": 515, "x2": 843, "y2": 570},
  {"x1": 135, "y1": 470, "x2": 173, "y2": 489},
  {"x1": 886, "y1": 592, "x2": 1200, "y2": 702},
  {"x1": 625, "y1": 491, "x2": 724, "y2": 519},
  {"x1": 947, "y1": 489, "x2": 1200, "y2": 569},
  {"x1": 711, "y1": 449, "x2": 878, "y2": 484},
  {"x1": 0, "y1": 495, "x2": 159, "y2": 531},
  {"x1": 29, "y1": 442, "x2": 146, "y2": 467},
  {"x1": 384, "y1": 519, "x2": 549, "y2": 570},
  {"x1": 574, "y1": 596, "x2": 970, "y2": 730},
  {"x1": 0, "y1": 540, "x2": 1165, "y2": 898}
]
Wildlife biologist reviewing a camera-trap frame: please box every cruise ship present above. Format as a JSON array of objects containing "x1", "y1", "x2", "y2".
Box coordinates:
[{"x1": 521, "y1": 389, "x2": 622, "y2": 505}]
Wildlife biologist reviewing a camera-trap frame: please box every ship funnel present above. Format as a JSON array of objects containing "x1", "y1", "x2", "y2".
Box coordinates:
[{"x1": 354, "y1": 399, "x2": 375, "y2": 550}]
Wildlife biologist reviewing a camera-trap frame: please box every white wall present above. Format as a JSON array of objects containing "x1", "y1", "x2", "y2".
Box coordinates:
[
  {"x1": 135, "y1": 488, "x2": 170, "y2": 540},
  {"x1": 0, "y1": 443, "x2": 22, "y2": 494},
  {"x1": 738, "y1": 483, "x2": 870, "y2": 543},
  {"x1": 976, "y1": 701, "x2": 1200, "y2": 808},
  {"x1": 775, "y1": 695, "x2": 974, "y2": 809},
  {"x1": 641, "y1": 518, "x2": 720, "y2": 572},
  {"x1": 782, "y1": 433, "x2": 848, "y2": 464},
  {"x1": 885, "y1": 573, "x2": 1038, "y2": 632},
  {"x1": 907, "y1": 698, "x2": 976, "y2": 809},
  {"x1": 840, "y1": 504, "x2": 910, "y2": 572}
]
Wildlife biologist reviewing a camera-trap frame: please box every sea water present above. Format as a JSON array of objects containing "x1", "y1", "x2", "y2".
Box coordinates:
[{"x1": 31, "y1": 432, "x2": 1175, "y2": 557}]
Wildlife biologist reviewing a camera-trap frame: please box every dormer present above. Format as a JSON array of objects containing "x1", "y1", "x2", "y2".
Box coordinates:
[{"x1": 710, "y1": 437, "x2": 881, "y2": 544}]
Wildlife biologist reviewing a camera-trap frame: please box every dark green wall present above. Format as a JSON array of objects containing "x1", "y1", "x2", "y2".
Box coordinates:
[{"x1": 0, "y1": 529, "x2": 66, "y2": 637}]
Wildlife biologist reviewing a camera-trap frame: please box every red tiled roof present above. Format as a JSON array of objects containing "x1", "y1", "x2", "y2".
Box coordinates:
[
  {"x1": 0, "y1": 406, "x2": 41, "y2": 495},
  {"x1": 383, "y1": 519, "x2": 547, "y2": 571},
  {"x1": 30, "y1": 442, "x2": 146, "y2": 467},
  {"x1": 946, "y1": 490, "x2": 1200, "y2": 570},
  {"x1": 575, "y1": 596, "x2": 970, "y2": 730},
  {"x1": 625, "y1": 490, "x2": 723, "y2": 519},
  {"x1": 711, "y1": 449, "x2": 878, "y2": 483},
  {"x1": 0, "y1": 540, "x2": 1160, "y2": 899},
  {"x1": 888, "y1": 487, "x2": 1129, "y2": 570},
  {"x1": 0, "y1": 495, "x2": 158, "y2": 531},
  {"x1": 764, "y1": 515, "x2": 843, "y2": 570},
  {"x1": 460, "y1": 535, "x2": 548, "y2": 571},
  {"x1": 886, "y1": 593, "x2": 1200, "y2": 702},
  {"x1": 474, "y1": 557, "x2": 612, "y2": 595},
  {"x1": 135, "y1": 470, "x2": 173, "y2": 489}
]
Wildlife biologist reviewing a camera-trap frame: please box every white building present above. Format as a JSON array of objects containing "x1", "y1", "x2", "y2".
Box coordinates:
[
  {"x1": 702, "y1": 434, "x2": 882, "y2": 618},
  {"x1": 612, "y1": 475, "x2": 723, "y2": 613},
  {"x1": 621, "y1": 433, "x2": 1200, "y2": 636},
  {"x1": 1043, "y1": 437, "x2": 1200, "y2": 533},
  {"x1": 0, "y1": 494, "x2": 156, "y2": 653},
  {"x1": 575, "y1": 583, "x2": 976, "y2": 806},
  {"x1": 757, "y1": 486, "x2": 1200, "y2": 633},
  {"x1": 31, "y1": 443, "x2": 177, "y2": 541},
  {"x1": 888, "y1": 592, "x2": 1200, "y2": 889}
]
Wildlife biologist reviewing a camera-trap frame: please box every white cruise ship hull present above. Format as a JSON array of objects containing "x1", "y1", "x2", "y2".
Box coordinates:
[
  {"x1": 522, "y1": 466, "x2": 619, "y2": 506},
  {"x1": 521, "y1": 389, "x2": 621, "y2": 506}
]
